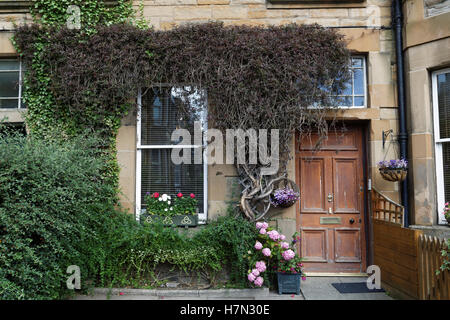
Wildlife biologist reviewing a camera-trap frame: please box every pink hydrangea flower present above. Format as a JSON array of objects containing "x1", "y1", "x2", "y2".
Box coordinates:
[
  {"x1": 255, "y1": 222, "x2": 263, "y2": 229},
  {"x1": 259, "y1": 228, "x2": 267, "y2": 235},
  {"x1": 280, "y1": 234, "x2": 286, "y2": 241},
  {"x1": 254, "y1": 241, "x2": 263, "y2": 250},
  {"x1": 248, "y1": 273, "x2": 256, "y2": 282},
  {"x1": 262, "y1": 248, "x2": 271, "y2": 257},
  {"x1": 261, "y1": 222, "x2": 269, "y2": 229},
  {"x1": 282, "y1": 249, "x2": 295, "y2": 261},
  {"x1": 252, "y1": 269, "x2": 260, "y2": 277},
  {"x1": 281, "y1": 242, "x2": 289, "y2": 249},
  {"x1": 267, "y1": 230, "x2": 280, "y2": 241},
  {"x1": 254, "y1": 276, "x2": 264, "y2": 287},
  {"x1": 255, "y1": 261, "x2": 266, "y2": 273}
]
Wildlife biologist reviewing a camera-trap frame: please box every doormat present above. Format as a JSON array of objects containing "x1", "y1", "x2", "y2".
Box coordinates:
[{"x1": 331, "y1": 282, "x2": 385, "y2": 294}]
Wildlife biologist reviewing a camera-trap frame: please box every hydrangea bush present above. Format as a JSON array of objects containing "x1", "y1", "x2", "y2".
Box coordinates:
[
  {"x1": 443, "y1": 202, "x2": 450, "y2": 221},
  {"x1": 246, "y1": 222, "x2": 305, "y2": 288}
]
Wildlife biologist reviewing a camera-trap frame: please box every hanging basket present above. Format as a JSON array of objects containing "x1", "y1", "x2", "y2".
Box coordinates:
[
  {"x1": 379, "y1": 168, "x2": 407, "y2": 182},
  {"x1": 270, "y1": 178, "x2": 300, "y2": 208}
]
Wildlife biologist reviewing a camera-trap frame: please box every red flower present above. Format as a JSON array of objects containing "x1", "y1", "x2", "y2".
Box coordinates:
[
  {"x1": 190, "y1": 193, "x2": 195, "y2": 198},
  {"x1": 177, "y1": 193, "x2": 183, "y2": 198},
  {"x1": 153, "y1": 192, "x2": 159, "y2": 198}
]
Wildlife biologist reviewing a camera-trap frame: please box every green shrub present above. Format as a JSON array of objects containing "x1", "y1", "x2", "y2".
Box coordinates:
[
  {"x1": 0, "y1": 132, "x2": 117, "y2": 299},
  {"x1": 93, "y1": 211, "x2": 258, "y2": 289}
]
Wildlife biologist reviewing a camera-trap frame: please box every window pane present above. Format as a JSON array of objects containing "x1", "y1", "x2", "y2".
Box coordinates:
[
  {"x1": 437, "y1": 72, "x2": 450, "y2": 139},
  {"x1": 337, "y1": 96, "x2": 352, "y2": 107},
  {"x1": 354, "y1": 96, "x2": 364, "y2": 106},
  {"x1": 0, "y1": 71, "x2": 20, "y2": 97},
  {"x1": 352, "y1": 57, "x2": 363, "y2": 68},
  {"x1": 442, "y1": 142, "x2": 450, "y2": 203},
  {"x1": 140, "y1": 149, "x2": 204, "y2": 213},
  {"x1": 353, "y1": 68, "x2": 364, "y2": 95},
  {"x1": 341, "y1": 78, "x2": 352, "y2": 96},
  {"x1": 0, "y1": 99, "x2": 18, "y2": 109},
  {"x1": 0, "y1": 60, "x2": 20, "y2": 71},
  {"x1": 141, "y1": 87, "x2": 205, "y2": 145}
]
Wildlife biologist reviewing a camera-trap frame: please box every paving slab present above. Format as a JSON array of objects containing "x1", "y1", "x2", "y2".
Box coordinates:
[
  {"x1": 72, "y1": 287, "x2": 305, "y2": 300},
  {"x1": 300, "y1": 276, "x2": 394, "y2": 300}
]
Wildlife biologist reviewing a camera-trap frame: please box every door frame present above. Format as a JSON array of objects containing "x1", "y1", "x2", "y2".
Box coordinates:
[{"x1": 294, "y1": 121, "x2": 371, "y2": 274}]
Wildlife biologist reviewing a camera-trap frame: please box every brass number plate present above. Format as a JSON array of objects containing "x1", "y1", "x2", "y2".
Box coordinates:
[{"x1": 320, "y1": 217, "x2": 342, "y2": 225}]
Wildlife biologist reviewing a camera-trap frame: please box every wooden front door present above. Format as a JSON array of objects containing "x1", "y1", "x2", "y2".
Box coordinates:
[{"x1": 296, "y1": 125, "x2": 367, "y2": 273}]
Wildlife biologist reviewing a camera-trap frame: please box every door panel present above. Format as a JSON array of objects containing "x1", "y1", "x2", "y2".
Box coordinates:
[
  {"x1": 301, "y1": 158, "x2": 327, "y2": 213},
  {"x1": 296, "y1": 125, "x2": 367, "y2": 273},
  {"x1": 334, "y1": 228, "x2": 361, "y2": 263},
  {"x1": 333, "y1": 158, "x2": 359, "y2": 213},
  {"x1": 301, "y1": 228, "x2": 328, "y2": 262}
]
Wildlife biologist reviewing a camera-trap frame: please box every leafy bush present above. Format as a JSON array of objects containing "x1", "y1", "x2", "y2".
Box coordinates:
[
  {"x1": 93, "y1": 212, "x2": 258, "y2": 289},
  {"x1": 0, "y1": 132, "x2": 117, "y2": 299}
]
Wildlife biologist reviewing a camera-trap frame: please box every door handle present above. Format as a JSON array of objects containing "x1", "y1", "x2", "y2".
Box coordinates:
[
  {"x1": 349, "y1": 218, "x2": 355, "y2": 224},
  {"x1": 327, "y1": 193, "x2": 333, "y2": 202}
]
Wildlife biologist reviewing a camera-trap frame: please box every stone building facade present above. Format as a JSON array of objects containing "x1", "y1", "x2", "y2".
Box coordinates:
[{"x1": 0, "y1": 0, "x2": 448, "y2": 273}]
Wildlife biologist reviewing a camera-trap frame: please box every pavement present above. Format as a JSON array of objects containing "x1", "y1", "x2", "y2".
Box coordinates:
[{"x1": 72, "y1": 276, "x2": 393, "y2": 300}]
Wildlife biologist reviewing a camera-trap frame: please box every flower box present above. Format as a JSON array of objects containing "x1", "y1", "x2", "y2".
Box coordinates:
[
  {"x1": 140, "y1": 212, "x2": 198, "y2": 227},
  {"x1": 277, "y1": 272, "x2": 301, "y2": 295}
]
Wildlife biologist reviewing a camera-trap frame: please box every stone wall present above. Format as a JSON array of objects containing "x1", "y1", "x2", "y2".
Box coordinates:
[
  {"x1": 0, "y1": 1, "x2": 405, "y2": 235},
  {"x1": 403, "y1": 0, "x2": 450, "y2": 225}
]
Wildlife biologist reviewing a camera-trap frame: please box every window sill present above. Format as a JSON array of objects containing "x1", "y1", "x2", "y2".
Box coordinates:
[
  {"x1": 0, "y1": 1, "x2": 32, "y2": 13},
  {"x1": 267, "y1": 0, "x2": 366, "y2": 10}
]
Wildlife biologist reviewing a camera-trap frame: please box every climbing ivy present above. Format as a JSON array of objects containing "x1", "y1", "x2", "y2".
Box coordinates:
[{"x1": 13, "y1": 0, "x2": 149, "y2": 196}]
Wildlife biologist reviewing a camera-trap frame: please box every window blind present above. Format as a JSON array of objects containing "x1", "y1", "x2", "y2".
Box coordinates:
[
  {"x1": 437, "y1": 72, "x2": 450, "y2": 202},
  {"x1": 139, "y1": 87, "x2": 206, "y2": 214}
]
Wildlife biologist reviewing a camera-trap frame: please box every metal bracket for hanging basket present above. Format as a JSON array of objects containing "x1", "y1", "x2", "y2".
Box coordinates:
[{"x1": 382, "y1": 129, "x2": 394, "y2": 149}]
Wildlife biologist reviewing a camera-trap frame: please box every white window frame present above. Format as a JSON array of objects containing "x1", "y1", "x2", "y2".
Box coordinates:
[
  {"x1": 432, "y1": 67, "x2": 450, "y2": 225},
  {"x1": 308, "y1": 55, "x2": 367, "y2": 110},
  {"x1": 0, "y1": 58, "x2": 24, "y2": 110},
  {"x1": 135, "y1": 88, "x2": 208, "y2": 224},
  {"x1": 336, "y1": 55, "x2": 367, "y2": 109}
]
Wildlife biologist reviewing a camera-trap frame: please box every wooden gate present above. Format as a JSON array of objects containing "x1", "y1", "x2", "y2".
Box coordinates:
[
  {"x1": 418, "y1": 235, "x2": 450, "y2": 300},
  {"x1": 372, "y1": 188, "x2": 449, "y2": 300}
]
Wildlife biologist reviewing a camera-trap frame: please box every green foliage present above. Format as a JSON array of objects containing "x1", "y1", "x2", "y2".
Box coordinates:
[
  {"x1": 144, "y1": 192, "x2": 199, "y2": 216},
  {"x1": 92, "y1": 211, "x2": 258, "y2": 289},
  {"x1": 31, "y1": 0, "x2": 137, "y2": 32},
  {"x1": 11, "y1": 0, "x2": 149, "y2": 199},
  {"x1": 437, "y1": 238, "x2": 450, "y2": 275},
  {"x1": 0, "y1": 132, "x2": 117, "y2": 299}
]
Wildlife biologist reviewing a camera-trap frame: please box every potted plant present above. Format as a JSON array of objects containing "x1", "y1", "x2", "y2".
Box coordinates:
[
  {"x1": 443, "y1": 202, "x2": 450, "y2": 225},
  {"x1": 377, "y1": 159, "x2": 408, "y2": 182},
  {"x1": 275, "y1": 232, "x2": 305, "y2": 295},
  {"x1": 141, "y1": 192, "x2": 199, "y2": 227},
  {"x1": 246, "y1": 223, "x2": 305, "y2": 295}
]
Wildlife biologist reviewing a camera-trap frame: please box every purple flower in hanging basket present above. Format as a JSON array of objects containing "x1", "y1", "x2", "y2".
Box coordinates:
[
  {"x1": 270, "y1": 187, "x2": 300, "y2": 208},
  {"x1": 377, "y1": 158, "x2": 408, "y2": 170}
]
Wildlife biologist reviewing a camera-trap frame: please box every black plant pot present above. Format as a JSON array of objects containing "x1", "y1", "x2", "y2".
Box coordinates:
[{"x1": 277, "y1": 272, "x2": 301, "y2": 295}]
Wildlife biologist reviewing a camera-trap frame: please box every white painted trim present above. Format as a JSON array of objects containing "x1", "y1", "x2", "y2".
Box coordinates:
[
  {"x1": 137, "y1": 145, "x2": 203, "y2": 149},
  {"x1": 135, "y1": 87, "x2": 208, "y2": 224},
  {"x1": 135, "y1": 88, "x2": 142, "y2": 221},
  {"x1": 432, "y1": 68, "x2": 450, "y2": 225},
  {"x1": 0, "y1": 58, "x2": 23, "y2": 109}
]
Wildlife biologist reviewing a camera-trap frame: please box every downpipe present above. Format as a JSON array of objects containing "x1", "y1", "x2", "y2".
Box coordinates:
[{"x1": 392, "y1": 0, "x2": 410, "y2": 227}]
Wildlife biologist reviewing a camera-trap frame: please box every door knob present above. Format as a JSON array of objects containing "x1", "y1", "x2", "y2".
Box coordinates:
[
  {"x1": 327, "y1": 193, "x2": 333, "y2": 202},
  {"x1": 349, "y1": 218, "x2": 355, "y2": 224}
]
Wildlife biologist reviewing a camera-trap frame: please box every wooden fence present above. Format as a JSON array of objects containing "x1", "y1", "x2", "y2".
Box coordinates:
[
  {"x1": 371, "y1": 188, "x2": 449, "y2": 300},
  {"x1": 418, "y1": 235, "x2": 450, "y2": 300}
]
